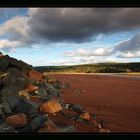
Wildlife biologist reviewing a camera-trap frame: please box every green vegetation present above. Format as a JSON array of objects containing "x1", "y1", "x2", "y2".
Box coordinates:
[{"x1": 34, "y1": 62, "x2": 140, "y2": 73}]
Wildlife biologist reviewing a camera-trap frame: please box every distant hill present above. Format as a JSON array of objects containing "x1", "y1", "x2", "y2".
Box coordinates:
[{"x1": 34, "y1": 62, "x2": 140, "y2": 73}]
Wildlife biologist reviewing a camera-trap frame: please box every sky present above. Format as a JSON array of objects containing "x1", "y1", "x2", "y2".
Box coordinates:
[{"x1": 0, "y1": 8, "x2": 140, "y2": 66}]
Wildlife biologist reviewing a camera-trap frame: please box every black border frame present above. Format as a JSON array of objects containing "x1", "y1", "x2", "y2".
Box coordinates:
[
  {"x1": 0, "y1": 0, "x2": 140, "y2": 7},
  {"x1": 0, "y1": 0, "x2": 140, "y2": 138}
]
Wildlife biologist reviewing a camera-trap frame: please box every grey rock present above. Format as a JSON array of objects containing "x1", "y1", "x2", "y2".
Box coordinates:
[
  {"x1": 1, "y1": 96, "x2": 37, "y2": 116},
  {"x1": 19, "y1": 115, "x2": 48, "y2": 132}
]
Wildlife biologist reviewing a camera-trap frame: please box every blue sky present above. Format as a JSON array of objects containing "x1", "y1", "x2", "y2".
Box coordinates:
[{"x1": 0, "y1": 8, "x2": 140, "y2": 66}]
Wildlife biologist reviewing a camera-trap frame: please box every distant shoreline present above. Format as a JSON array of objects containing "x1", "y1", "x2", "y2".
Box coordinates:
[
  {"x1": 47, "y1": 72, "x2": 140, "y2": 80},
  {"x1": 34, "y1": 62, "x2": 140, "y2": 73}
]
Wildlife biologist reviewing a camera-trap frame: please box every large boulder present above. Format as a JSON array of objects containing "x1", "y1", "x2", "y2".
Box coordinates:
[
  {"x1": 39, "y1": 100, "x2": 62, "y2": 114},
  {"x1": 5, "y1": 113, "x2": 28, "y2": 128},
  {"x1": 18, "y1": 115, "x2": 47, "y2": 132},
  {"x1": 1, "y1": 96, "x2": 38, "y2": 116}
]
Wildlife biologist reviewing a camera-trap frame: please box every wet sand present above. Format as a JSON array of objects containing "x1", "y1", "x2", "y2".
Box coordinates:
[{"x1": 48, "y1": 73, "x2": 140, "y2": 132}]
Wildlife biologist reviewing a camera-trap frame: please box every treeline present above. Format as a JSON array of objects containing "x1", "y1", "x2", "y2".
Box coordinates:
[{"x1": 34, "y1": 62, "x2": 140, "y2": 73}]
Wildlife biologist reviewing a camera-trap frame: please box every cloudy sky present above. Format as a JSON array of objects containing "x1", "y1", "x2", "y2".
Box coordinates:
[{"x1": 1, "y1": 8, "x2": 140, "y2": 66}]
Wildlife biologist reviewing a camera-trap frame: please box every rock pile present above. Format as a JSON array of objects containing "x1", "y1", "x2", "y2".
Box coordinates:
[{"x1": 0, "y1": 52, "x2": 110, "y2": 133}]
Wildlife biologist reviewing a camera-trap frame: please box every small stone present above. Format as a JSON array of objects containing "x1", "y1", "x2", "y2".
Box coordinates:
[
  {"x1": 82, "y1": 90, "x2": 86, "y2": 93},
  {"x1": 98, "y1": 123, "x2": 102, "y2": 129},
  {"x1": 98, "y1": 128, "x2": 106, "y2": 133},
  {"x1": 80, "y1": 112, "x2": 90, "y2": 120},
  {"x1": 5, "y1": 113, "x2": 28, "y2": 128},
  {"x1": 92, "y1": 114, "x2": 97, "y2": 119}
]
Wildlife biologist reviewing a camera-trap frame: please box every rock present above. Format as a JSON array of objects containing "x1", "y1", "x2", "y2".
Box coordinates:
[
  {"x1": 27, "y1": 70, "x2": 42, "y2": 81},
  {"x1": 36, "y1": 88, "x2": 49, "y2": 100},
  {"x1": 38, "y1": 118, "x2": 58, "y2": 132},
  {"x1": 99, "y1": 120, "x2": 108, "y2": 128},
  {"x1": 0, "y1": 100, "x2": 13, "y2": 116},
  {"x1": 5, "y1": 113, "x2": 28, "y2": 128},
  {"x1": 39, "y1": 82, "x2": 61, "y2": 97},
  {"x1": 97, "y1": 128, "x2": 106, "y2": 133},
  {"x1": 91, "y1": 114, "x2": 97, "y2": 119},
  {"x1": 26, "y1": 84, "x2": 39, "y2": 93},
  {"x1": 39, "y1": 100, "x2": 62, "y2": 114},
  {"x1": 2, "y1": 68, "x2": 27, "y2": 86},
  {"x1": 0, "y1": 68, "x2": 28, "y2": 97},
  {"x1": 80, "y1": 112, "x2": 90, "y2": 120},
  {"x1": 69, "y1": 104, "x2": 85, "y2": 113},
  {"x1": 19, "y1": 90, "x2": 30, "y2": 100},
  {"x1": 18, "y1": 115, "x2": 47, "y2": 132},
  {"x1": 1, "y1": 96, "x2": 37, "y2": 116},
  {"x1": 1, "y1": 85, "x2": 21, "y2": 97}
]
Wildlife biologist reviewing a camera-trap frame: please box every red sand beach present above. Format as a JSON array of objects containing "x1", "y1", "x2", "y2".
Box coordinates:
[{"x1": 48, "y1": 73, "x2": 140, "y2": 132}]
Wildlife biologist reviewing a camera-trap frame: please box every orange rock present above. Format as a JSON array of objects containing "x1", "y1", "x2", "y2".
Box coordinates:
[
  {"x1": 27, "y1": 70, "x2": 42, "y2": 81},
  {"x1": 39, "y1": 100, "x2": 62, "y2": 114},
  {"x1": 5, "y1": 113, "x2": 28, "y2": 128},
  {"x1": 26, "y1": 84, "x2": 39, "y2": 93},
  {"x1": 80, "y1": 112, "x2": 90, "y2": 120}
]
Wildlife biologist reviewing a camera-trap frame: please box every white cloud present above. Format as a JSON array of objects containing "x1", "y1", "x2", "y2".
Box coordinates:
[
  {"x1": 0, "y1": 39, "x2": 21, "y2": 49},
  {"x1": 118, "y1": 52, "x2": 140, "y2": 58},
  {"x1": 64, "y1": 47, "x2": 113, "y2": 57},
  {"x1": 51, "y1": 55, "x2": 117, "y2": 66},
  {"x1": 0, "y1": 16, "x2": 28, "y2": 37}
]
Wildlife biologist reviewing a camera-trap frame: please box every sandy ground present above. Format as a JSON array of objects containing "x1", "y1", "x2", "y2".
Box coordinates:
[{"x1": 48, "y1": 73, "x2": 140, "y2": 133}]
